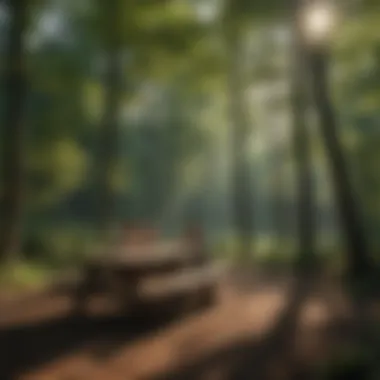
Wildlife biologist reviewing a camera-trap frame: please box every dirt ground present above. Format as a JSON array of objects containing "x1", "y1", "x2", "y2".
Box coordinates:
[{"x1": 0, "y1": 274, "x2": 359, "y2": 380}]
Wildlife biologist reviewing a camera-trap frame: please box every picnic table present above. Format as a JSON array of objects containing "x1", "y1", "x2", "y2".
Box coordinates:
[
  {"x1": 92, "y1": 241, "x2": 194, "y2": 269},
  {"x1": 74, "y1": 227, "x2": 223, "y2": 317}
]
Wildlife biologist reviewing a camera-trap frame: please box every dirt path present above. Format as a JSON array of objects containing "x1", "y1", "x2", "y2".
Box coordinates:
[{"x1": 0, "y1": 278, "x2": 350, "y2": 380}]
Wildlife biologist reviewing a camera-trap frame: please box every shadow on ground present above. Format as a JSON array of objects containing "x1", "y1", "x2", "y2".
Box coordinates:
[
  {"x1": 0, "y1": 307, "x2": 174, "y2": 380},
  {"x1": 143, "y1": 276, "x2": 377, "y2": 380},
  {"x1": 142, "y1": 276, "x2": 314, "y2": 380},
  {"x1": 1, "y1": 276, "x2": 377, "y2": 380}
]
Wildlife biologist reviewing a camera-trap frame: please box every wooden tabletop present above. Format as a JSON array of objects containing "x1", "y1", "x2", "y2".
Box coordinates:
[
  {"x1": 90, "y1": 241, "x2": 194, "y2": 269},
  {"x1": 138, "y1": 263, "x2": 226, "y2": 298}
]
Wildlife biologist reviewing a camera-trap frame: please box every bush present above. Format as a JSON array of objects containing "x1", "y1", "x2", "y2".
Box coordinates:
[
  {"x1": 23, "y1": 225, "x2": 96, "y2": 268},
  {"x1": 0, "y1": 261, "x2": 53, "y2": 290}
]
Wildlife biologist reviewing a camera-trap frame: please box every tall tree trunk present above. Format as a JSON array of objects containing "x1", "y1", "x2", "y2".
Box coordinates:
[
  {"x1": 95, "y1": 2, "x2": 123, "y2": 240},
  {"x1": 271, "y1": 145, "x2": 287, "y2": 250},
  {"x1": 225, "y1": 28, "x2": 254, "y2": 262},
  {"x1": 307, "y1": 48, "x2": 375, "y2": 282},
  {"x1": 291, "y1": 0, "x2": 316, "y2": 276},
  {"x1": 0, "y1": 0, "x2": 28, "y2": 263}
]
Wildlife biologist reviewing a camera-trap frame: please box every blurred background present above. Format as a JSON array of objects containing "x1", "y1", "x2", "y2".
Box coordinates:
[
  {"x1": 1, "y1": 0, "x2": 380, "y2": 379},
  {"x1": 1, "y1": 0, "x2": 379, "y2": 279}
]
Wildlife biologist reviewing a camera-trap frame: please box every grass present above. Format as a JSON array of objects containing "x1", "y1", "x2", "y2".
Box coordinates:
[{"x1": 0, "y1": 261, "x2": 55, "y2": 292}]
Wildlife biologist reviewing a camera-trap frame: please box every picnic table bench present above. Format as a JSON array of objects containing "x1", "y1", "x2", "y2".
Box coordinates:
[
  {"x1": 137, "y1": 263, "x2": 224, "y2": 316},
  {"x1": 73, "y1": 227, "x2": 224, "y2": 317}
]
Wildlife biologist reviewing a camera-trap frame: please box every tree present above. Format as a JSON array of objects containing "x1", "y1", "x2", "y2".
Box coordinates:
[
  {"x1": 90, "y1": 0, "x2": 213, "y2": 236},
  {"x1": 290, "y1": 0, "x2": 316, "y2": 275},
  {"x1": 93, "y1": 1, "x2": 125, "y2": 237},
  {"x1": 0, "y1": 0, "x2": 28, "y2": 263},
  {"x1": 333, "y1": 8, "x2": 380, "y2": 256},
  {"x1": 222, "y1": 1, "x2": 255, "y2": 261},
  {"x1": 307, "y1": 34, "x2": 375, "y2": 284}
]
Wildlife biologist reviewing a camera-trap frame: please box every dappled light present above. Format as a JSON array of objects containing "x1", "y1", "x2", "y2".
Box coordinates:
[
  {"x1": 299, "y1": 1, "x2": 338, "y2": 46},
  {"x1": 1, "y1": 0, "x2": 380, "y2": 379}
]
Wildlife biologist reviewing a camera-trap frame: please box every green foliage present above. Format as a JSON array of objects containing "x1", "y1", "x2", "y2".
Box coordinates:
[
  {"x1": 27, "y1": 139, "x2": 88, "y2": 207},
  {"x1": 23, "y1": 225, "x2": 95, "y2": 267},
  {"x1": 1, "y1": 0, "x2": 379, "y2": 277},
  {"x1": 332, "y1": 8, "x2": 380, "y2": 253},
  {"x1": 0, "y1": 261, "x2": 54, "y2": 290}
]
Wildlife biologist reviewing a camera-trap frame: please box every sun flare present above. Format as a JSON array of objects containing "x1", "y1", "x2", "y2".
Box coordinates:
[{"x1": 299, "y1": 2, "x2": 337, "y2": 45}]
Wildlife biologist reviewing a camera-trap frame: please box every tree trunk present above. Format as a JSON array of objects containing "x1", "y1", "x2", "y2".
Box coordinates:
[
  {"x1": 307, "y1": 48, "x2": 375, "y2": 281},
  {"x1": 96, "y1": 50, "x2": 123, "y2": 236},
  {"x1": 95, "y1": 2, "x2": 124, "y2": 240},
  {"x1": 271, "y1": 146, "x2": 287, "y2": 251},
  {"x1": 225, "y1": 28, "x2": 254, "y2": 261},
  {"x1": 0, "y1": 0, "x2": 28, "y2": 263},
  {"x1": 290, "y1": 2, "x2": 316, "y2": 276}
]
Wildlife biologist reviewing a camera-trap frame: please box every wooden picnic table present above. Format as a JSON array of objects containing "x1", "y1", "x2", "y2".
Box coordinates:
[
  {"x1": 74, "y1": 230, "x2": 220, "y2": 317},
  {"x1": 91, "y1": 241, "x2": 194, "y2": 270},
  {"x1": 75, "y1": 240, "x2": 199, "y2": 311}
]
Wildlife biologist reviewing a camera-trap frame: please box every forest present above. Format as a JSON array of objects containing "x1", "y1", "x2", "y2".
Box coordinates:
[{"x1": 1, "y1": 0, "x2": 380, "y2": 379}]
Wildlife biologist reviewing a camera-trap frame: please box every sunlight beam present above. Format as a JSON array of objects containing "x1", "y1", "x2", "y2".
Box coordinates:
[{"x1": 299, "y1": 1, "x2": 337, "y2": 46}]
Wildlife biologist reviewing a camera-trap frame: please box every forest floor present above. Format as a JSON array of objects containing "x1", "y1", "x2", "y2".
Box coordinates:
[{"x1": 0, "y1": 272, "x2": 377, "y2": 380}]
